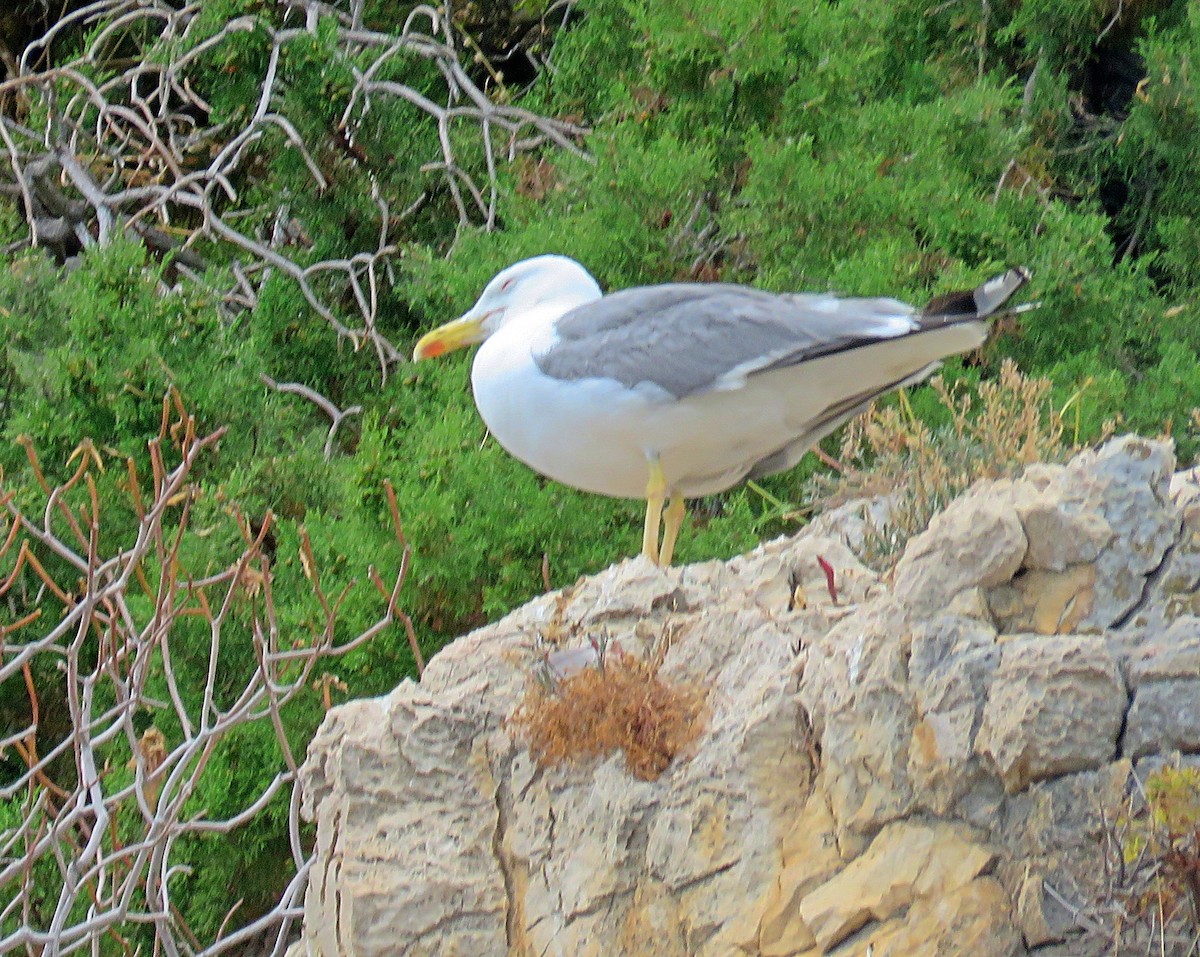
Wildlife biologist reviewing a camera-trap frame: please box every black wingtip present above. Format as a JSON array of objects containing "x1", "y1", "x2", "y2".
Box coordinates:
[
  {"x1": 973, "y1": 266, "x2": 1031, "y2": 317},
  {"x1": 922, "y1": 267, "x2": 1032, "y2": 320}
]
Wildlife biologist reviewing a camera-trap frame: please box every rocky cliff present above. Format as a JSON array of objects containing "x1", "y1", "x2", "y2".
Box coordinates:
[{"x1": 292, "y1": 436, "x2": 1200, "y2": 956}]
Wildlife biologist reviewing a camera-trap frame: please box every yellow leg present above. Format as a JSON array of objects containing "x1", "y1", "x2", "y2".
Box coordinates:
[
  {"x1": 642, "y1": 457, "x2": 667, "y2": 564},
  {"x1": 658, "y1": 496, "x2": 686, "y2": 567}
]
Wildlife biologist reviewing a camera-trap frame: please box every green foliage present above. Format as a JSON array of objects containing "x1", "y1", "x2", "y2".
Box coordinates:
[
  {"x1": 1, "y1": 798, "x2": 97, "y2": 936},
  {"x1": 1124, "y1": 765, "x2": 1200, "y2": 862},
  {"x1": 1118, "y1": 7, "x2": 1200, "y2": 293},
  {"x1": 1, "y1": 242, "x2": 257, "y2": 463}
]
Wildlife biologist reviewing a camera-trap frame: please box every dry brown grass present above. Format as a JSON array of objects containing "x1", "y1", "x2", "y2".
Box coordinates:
[
  {"x1": 509, "y1": 651, "x2": 707, "y2": 781},
  {"x1": 814, "y1": 359, "x2": 1107, "y2": 566}
]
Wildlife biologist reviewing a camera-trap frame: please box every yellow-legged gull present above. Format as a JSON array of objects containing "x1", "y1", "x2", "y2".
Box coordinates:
[{"x1": 413, "y1": 256, "x2": 1029, "y2": 564}]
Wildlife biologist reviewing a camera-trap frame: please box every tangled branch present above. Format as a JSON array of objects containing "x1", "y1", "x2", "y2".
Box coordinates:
[
  {"x1": 0, "y1": 0, "x2": 588, "y2": 377},
  {"x1": 0, "y1": 393, "x2": 415, "y2": 955}
]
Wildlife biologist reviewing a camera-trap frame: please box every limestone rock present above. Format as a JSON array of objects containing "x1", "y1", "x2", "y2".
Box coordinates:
[
  {"x1": 906, "y1": 616, "x2": 1001, "y2": 813},
  {"x1": 756, "y1": 792, "x2": 841, "y2": 956},
  {"x1": 892, "y1": 494, "x2": 1027, "y2": 613},
  {"x1": 1127, "y1": 615, "x2": 1200, "y2": 682},
  {"x1": 298, "y1": 691, "x2": 509, "y2": 957},
  {"x1": 827, "y1": 878, "x2": 1021, "y2": 957},
  {"x1": 1015, "y1": 872, "x2": 1065, "y2": 948},
  {"x1": 975, "y1": 637, "x2": 1125, "y2": 793},
  {"x1": 979, "y1": 436, "x2": 1179, "y2": 634},
  {"x1": 1121, "y1": 616, "x2": 1200, "y2": 758},
  {"x1": 805, "y1": 495, "x2": 896, "y2": 560},
  {"x1": 1124, "y1": 678, "x2": 1200, "y2": 758},
  {"x1": 799, "y1": 601, "x2": 921, "y2": 853},
  {"x1": 797, "y1": 821, "x2": 995, "y2": 951},
  {"x1": 293, "y1": 437, "x2": 1200, "y2": 957},
  {"x1": 1070, "y1": 436, "x2": 1179, "y2": 629},
  {"x1": 1017, "y1": 502, "x2": 1112, "y2": 571},
  {"x1": 986, "y1": 564, "x2": 1097, "y2": 635}
]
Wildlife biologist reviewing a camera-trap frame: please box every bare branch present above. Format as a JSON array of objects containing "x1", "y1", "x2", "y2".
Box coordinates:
[
  {"x1": 0, "y1": 0, "x2": 589, "y2": 380},
  {"x1": 259, "y1": 374, "x2": 363, "y2": 460},
  {"x1": 0, "y1": 396, "x2": 412, "y2": 956}
]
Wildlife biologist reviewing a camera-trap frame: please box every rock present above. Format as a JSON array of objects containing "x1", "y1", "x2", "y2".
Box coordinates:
[
  {"x1": 975, "y1": 637, "x2": 1126, "y2": 793},
  {"x1": 1124, "y1": 679, "x2": 1200, "y2": 758},
  {"x1": 892, "y1": 494, "x2": 1027, "y2": 613},
  {"x1": 1140, "y1": 501, "x2": 1200, "y2": 624},
  {"x1": 797, "y1": 821, "x2": 996, "y2": 951},
  {"x1": 906, "y1": 616, "x2": 1001, "y2": 813},
  {"x1": 756, "y1": 792, "x2": 841, "y2": 956},
  {"x1": 559, "y1": 555, "x2": 692, "y2": 624},
  {"x1": 830, "y1": 878, "x2": 1021, "y2": 957},
  {"x1": 987, "y1": 564, "x2": 1097, "y2": 635},
  {"x1": 727, "y1": 534, "x2": 881, "y2": 612},
  {"x1": 298, "y1": 691, "x2": 509, "y2": 957},
  {"x1": 1122, "y1": 617, "x2": 1200, "y2": 758},
  {"x1": 1127, "y1": 615, "x2": 1200, "y2": 681},
  {"x1": 805, "y1": 495, "x2": 896, "y2": 562},
  {"x1": 1017, "y1": 502, "x2": 1112, "y2": 572},
  {"x1": 981, "y1": 436, "x2": 1180, "y2": 634},
  {"x1": 992, "y1": 760, "x2": 1134, "y2": 950},
  {"x1": 292, "y1": 437, "x2": 1200, "y2": 957},
  {"x1": 1070, "y1": 436, "x2": 1179, "y2": 629},
  {"x1": 1015, "y1": 872, "x2": 1058, "y2": 947}
]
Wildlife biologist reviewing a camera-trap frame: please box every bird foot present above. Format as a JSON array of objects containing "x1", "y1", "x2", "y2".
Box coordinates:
[{"x1": 641, "y1": 458, "x2": 687, "y2": 566}]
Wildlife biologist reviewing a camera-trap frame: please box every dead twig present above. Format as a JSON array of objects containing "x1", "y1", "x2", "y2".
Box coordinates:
[
  {"x1": 260, "y1": 374, "x2": 363, "y2": 460},
  {"x1": 0, "y1": 395, "x2": 413, "y2": 956},
  {"x1": 0, "y1": 0, "x2": 590, "y2": 382}
]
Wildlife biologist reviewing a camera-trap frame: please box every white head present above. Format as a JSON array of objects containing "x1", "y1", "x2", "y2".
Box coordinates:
[{"x1": 413, "y1": 255, "x2": 602, "y2": 360}]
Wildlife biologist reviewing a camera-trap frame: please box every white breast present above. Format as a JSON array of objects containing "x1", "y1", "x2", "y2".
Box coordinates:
[{"x1": 471, "y1": 308, "x2": 667, "y2": 499}]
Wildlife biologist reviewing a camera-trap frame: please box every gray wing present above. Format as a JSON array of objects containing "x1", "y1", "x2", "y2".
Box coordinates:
[{"x1": 535, "y1": 283, "x2": 919, "y2": 400}]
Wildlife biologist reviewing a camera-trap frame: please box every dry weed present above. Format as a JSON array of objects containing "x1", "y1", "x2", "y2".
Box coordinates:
[
  {"x1": 1121, "y1": 767, "x2": 1200, "y2": 930},
  {"x1": 814, "y1": 359, "x2": 1108, "y2": 566},
  {"x1": 509, "y1": 650, "x2": 706, "y2": 781},
  {"x1": 1087, "y1": 765, "x2": 1200, "y2": 956}
]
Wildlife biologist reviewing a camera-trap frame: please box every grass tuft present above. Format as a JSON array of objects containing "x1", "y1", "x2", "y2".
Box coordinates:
[{"x1": 509, "y1": 649, "x2": 706, "y2": 781}]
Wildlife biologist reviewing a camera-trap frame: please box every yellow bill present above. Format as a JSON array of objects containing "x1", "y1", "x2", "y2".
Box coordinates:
[{"x1": 412, "y1": 313, "x2": 488, "y2": 361}]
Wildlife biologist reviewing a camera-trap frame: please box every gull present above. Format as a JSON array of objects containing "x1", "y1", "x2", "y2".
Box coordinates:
[{"x1": 413, "y1": 256, "x2": 1029, "y2": 565}]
